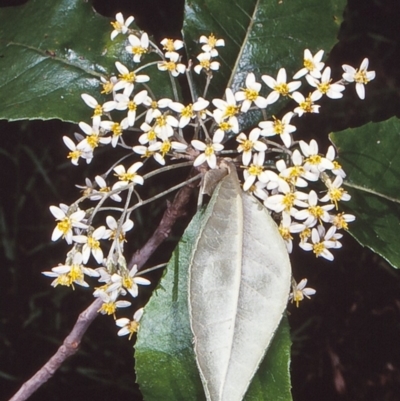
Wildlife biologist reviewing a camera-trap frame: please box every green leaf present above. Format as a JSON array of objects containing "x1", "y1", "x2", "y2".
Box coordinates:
[
  {"x1": 0, "y1": 0, "x2": 171, "y2": 123},
  {"x1": 135, "y1": 200, "x2": 292, "y2": 401},
  {"x1": 330, "y1": 116, "x2": 400, "y2": 268},
  {"x1": 183, "y1": 0, "x2": 346, "y2": 129}
]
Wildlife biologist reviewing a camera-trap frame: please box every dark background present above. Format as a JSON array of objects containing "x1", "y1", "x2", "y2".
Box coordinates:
[{"x1": 1, "y1": 0, "x2": 400, "y2": 400}]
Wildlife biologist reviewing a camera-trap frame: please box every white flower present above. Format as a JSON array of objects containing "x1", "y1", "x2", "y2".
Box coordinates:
[
  {"x1": 73, "y1": 226, "x2": 107, "y2": 264},
  {"x1": 212, "y1": 88, "x2": 240, "y2": 127},
  {"x1": 236, "y1": 127, "x2": 267, "y2": 166},
  {"x1": 306, "y1": 67, "x2": 345, "y2": 100},
  {"x1": 138, "y1": 122, "x2": 158, "y2": 145},
  {"x1": 213, "y1": 109, "x2": 239, "y2": 137},
  {"x1": 113, "y1": 61, "x2": 150, "y2": 94},
  {"x1": 100, "y1": 120, "x2": 127, "y2": 147},
  {"x1": 294, "y1": 190, "x2": 334, "y2": 227},
  {"x1": 105, "y1": 216, "x2": 134, "y2": 243},
  {"x1": 110, "y1": 12, "x2": 134, "y2": 40},
  {"x1": 292, "y1": 91, "x2": 320, "y2": 116},
  {"x1": 63, "y1": 136, "x2": 93, "y2": 165},
  {"x1": 126, "y1": 33, "x2": 149, "y2": 63},
  {"x1": 158, "y1": 52, "x2": 186, "y2": 77},
  {"x1": 259, "y1": 112, "x2": 296, "y2": 148},
  {"x1": 325, "y1": 146, "x2": 346, "y2": 178},
  {"x1": 161, "y1": 38, "x2": 184, "y2": 58},
  {"x1": 342, "y1": 58, "x2": 375, "y2": 100},
  {"x1": 262, "y1": 68, "x2": 301, "y2": 105},
  {"x1": 50, "y1": 204, "x2": 88, "y2": 244},
  {"x1": 143, "y1": 97, "x2": 172, "y2": 122},
  {"x1": 293, "y1": 49, "x2": 325, "y2": 79},
  {"x1": 148, "y1": 139, "x2": 188, "y2": 165},
  {"x1": 151, "y1": 111, "x2": 179, "y2": 139},
  {"x1": 289, "y1": 278, "x2": 316, "y2": 307},
  {"x1": 89, "y1": 175, "x2": 122, "y2": 202},
  {"x1": 100, "y1": 75, "x2": 118, "y2": 95},
  {"x1": 113, "y1": 162, "x2": 144, "y2": 189},
  {"x1": 299, "y1": 225, "x2": 341, "y2": 260},
  {"x1": 108, "y1": 265, "x2": 150, "y2": 298},
  {"x1": 199, "y1": 34, "x2": 225, "y2": 57},
  {"x1": 243, "y1": 152, "x2": 271, "y2": 191},
  {"x1": 81, "y1": 94, "x2": 116, "y2": 125},
  {"x1": 78, "y1": 121, "x2": 111, "y2": 151},
  {"x1": 320, "y1": 175, "x2": 351, "y2": 208},
  {"x1": 169, "y1": 97, "x2": 209, "y2": 128},
  {"x1": 330, "y1": 212, "x2": 355, "y2": 230},
  {"x1": 116, "y1": 308, "x2": 144, "y2": 339},
  {"x1": 299, "y1": 139, "x2": 334, "y2": 174},
  {"x1": 194, "y1": 52, "x2": 220, "y2": 74},
  {"x1": 97, "y1": 291, "x2": 131, "y2": 316},
  {"x1": 114, "y1": 89, "x2": 148, "y2": 127},
  {"x1": 278, "y1": 212, "x2": 306, "y2": 253},
  {"x1": 235, "y1": 73, "x2": 267, "y2": 112},
  {"x1": 191, "y1": 131, "x2": 224, "y2": 169}
]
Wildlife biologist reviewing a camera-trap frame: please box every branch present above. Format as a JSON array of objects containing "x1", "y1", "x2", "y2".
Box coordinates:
[{"x1": 9, "y1": 170, "x2": 200, "y2": 401}]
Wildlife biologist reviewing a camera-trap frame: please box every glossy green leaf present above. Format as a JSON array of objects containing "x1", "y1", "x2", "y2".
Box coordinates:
[
  {"x1": 183, "y1": 0, "x2": 346, "y2": 128},
  {"x1": 330, "y1": 117, "x2": 400, "y2": 268},
  {"x1": 0, "y1": 0, "x2": 171, "y2": 123},
  {"x1": 135, "y1": 202, "x2": 292, "y2": 401}
]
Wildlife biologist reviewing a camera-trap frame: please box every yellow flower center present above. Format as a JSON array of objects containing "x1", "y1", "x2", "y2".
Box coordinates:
[
  {"x1": 219, "y1": 121, "x2": 232, "y2": 132},
  {"x1": 163, "y1": 39, "x2": 175, "y2": 52},
  {"x1": 120, "y1": 71, "x2": 136, "y2": 83},
  {"x1": 68, "y1": 150, "x2": 81, "y2": 160},
  {"x1": 87, "y1": 236, "x2": 100, "y2": 250},
  {"x1": 273, "y1": 118, "x2": 284, "y2": 135},
  {"x1": 293, "y1": 289, "x2": 304, "y2": 307},
  {"x1": 55, "y1": 274, "x2": 73, "y2": 287},
  {"x1": 304, "y1": 59, "x2": 315, "y2": 71},
  {"x1": 282, "y1": 193, "x2": 296, "y2": 211},
  {"x1": 279, "y1": 226, "x2": 292, "y2": 241},
  {"x1": 163, "y1": 61, "x2": 177, "y2": 72},
  {"x1": 317, "y1": 81, "x2": 331, "y2": 94},
  {"x1": 300, "y1": 228, "x2": 311, "y2": 242},
  {"x1": 289, "y1": 166, "x2": 305, "y2": 178},
  {"x1": 354, "y1": 70, "x2": 369, "y2": 84},
  {"x1": 132, "y1": 46, "x2": 147, "y2": 56},
  {"x1": 147, "y1": 130, "x2": 157, "y2": 141},
  {"x1": 307, "y1": 154, "x2": 321, "y2": 165},
  {"x1": 93, "y1": 105, "x2": 103, "y2": 117},
  {"x1": 313, "y1": 242, "x2": 325, "y2": 257},
  {"x1": 128, "y1": 101, "x2": 137, "y2": 112},
  {"x1": 244, "y1": 88, "x2": 258, "y2": 101},
  {"x1": 274, "y1": 83, "x2": 290, "y2": 96},
  {"x1": 160, "y1": 141, "x2": 171, "y2": 156},
  {"x1": 87, "y1": 135, "x2": 100, "y2": 149},
  {"x1": 156, "y1": 115, "x2": 167, "y2": 127},
  {"x1": 328, "y1": 187, "x2": 345, "y2": 209},
  {"x1": 99, "y1": 302, "x2": 117, "y2": 316},
  {"x1": 309, "y1": 205, "x2": 324, "y2": 220},
  {"x1": 247, "y1": 164, "x2": 263, "y2": 176},
  {"x1": 240, "y1": 139, "x2": 253, "y2": 152},
  {"x1": 332, "y1": 213, "x2": 348, "y2": 230},
  {"x1": 57, "y1": 218, "x2": 71, "y2": 235},
  {"x1": 224, "y1": 105, "x2": 239, "y2": 118},
  {"x1": 101, "y1": 80, "x2": 114, "y2": 94},
  {"x1": 117, "y1": 172, "x2": 136, "y2": 182},
  {"x1": 111, "y1": 123, "x2": 122, "y2": 137},
  {"x1": 69, "y1": 264, "x2": 83, "y2": 282},
  {"x1": 200, "y1": 59, "x2": 211, "y2": 70},
  {"x1": 333, "y1": 160, "x2": 342, "y2": 170},
  {"x1": 111, "y1": 21, "x2": 122, "y2": 31},
  {"x1": 299, "y1": 96, "x2": 314, "y2": 113},
  {"x1": 207, "y1": 34, "x2": 217, "y2": 48},
  {"x1": 122, "y1": 275, "x2": 133, "y2": 289},
  {"x1": 181, "y1": 104, "x2": 194, "y2": 119},
  {"x1": 204, "y1": 145, "x2": 215, "y2": 157}
]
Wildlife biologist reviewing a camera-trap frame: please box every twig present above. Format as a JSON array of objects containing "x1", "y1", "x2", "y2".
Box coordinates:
[{"x1": 8, "y1": 170, "x2": 200, "y2": 401}]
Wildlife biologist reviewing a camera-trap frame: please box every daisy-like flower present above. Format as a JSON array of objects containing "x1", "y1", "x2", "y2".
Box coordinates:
[
  {"x1": 212, "y1": 88, "x2": 240, "y2": 126},
  {"x1": 114, "y1": 89, "x2": 148, "y2": 127},
  {"x1": 289, "y1": 279, "x2": 316, "y2": 307},
  {"x1": 248, "y1": 180, "x2": 269, "y2": 202},
  {"x1": 42, "y1": 252, "x2": 99, "y2": 288},
  {"x1": 278, "y1": 212, "x2": 306, "y2": 253},
  {"x1": 191, "y1": 131, "x2": 224, "y2": 169},
  {"x1": 50, "y1": 204, "x2": 88, "y2": 244},
  {"x1": 306, "y1": 67, "x2": 345, "y2": 100},
  {"x1": 78, "y1": 121, "x2": 112, "y2": 151},
  {"x1": 294, "y1": 190, "x2": 334, "y2": 227},
  {"x1": 116, "y1": 308, "x2": 144, "y2": 339},
  {"x1": 199, "y1": 33, "x2": 225, "y2": 57},
  {"x1": 105, "y1": 215, "x2": 134, "y2": 243},
  {"x1": 342, "y1": 58, "x2": 375, "y2": 100},
  {"x1": 148, "y1": 139, "x2": 188, "y2": 165},
  {"x1": 81, "y1": 94, "x2": 116, "y2": 125},
  {"x1": 262, "y1": 68, "x2": 301, "y2": 105},
  {"x1": 63, "y1": 136, "x2": 93, "y2": 165},
  {"x1": 108, "y1": 266, "x2": 151, "y2": 299},
  {"x1": 110, "y1": 12, "x2": 134, "y2": 40},
  {"x1": 100, "y1": 76, "x2": 118, "y2": 95},
  {"x1": 293, "y1": 49, "x2": 325, "y2": 79},
  {"x1": 158, "y1": 52, "x2": 186, "y2": 77},
  {"x1": 100, "y1": 120, "x2": 127, "y2": 147},
  {"x1": 320, "y1": 175, "x2": 351, "y2": 209},
  {"x1": 243, "y1": 152, "x2": 271, "y2": 191},
  {"x1": 235, "y1": 73, "x2": 267, "y2": 112},
  {"x1": 161, "y1": 38, "x2": 184, "y2": 58},
  {"x1": 330, "y1": 212, "x2": 355, "y2": 230},
  {"x1": 113, "y1": 162, "x2": 144, "y2": 189},
  {"x1": 73, "y1": 226, "x2": 108, "y2": 264},
  {"x1": 259, "y1": 112, "x2": 296, "y2": 148},
  {"x1": 126, "y1": 32, "x2": 149, "y2": 63},
  {"x1": 299, "y1": 225, "x2": 341, "y2": 261},
  {"x1": 236, "y1": 127, "x2": 267, "y2": 166},
  {"x1": 138, "y1": 122, "x2": 158, "y2": 145},
  {"x1": 97, "y1": 291, "x2": 131, "y2": 317},
  {"x1": 143, "y1": 97, "x2": 172, "y2": 122},
  {"x1": 213, "y1": 109, "x2": 239, "y2": 137},
  {"x1": 292, "y1": 91, "x2": 320, "y2": 116},
  {"x1": 169, "y1": 97, "x2": 209, "y2": 128},
  {"x1": 113, "y1": 61, "x2": 150, "y2": 94},
  {"x1": 276, "y1": 149, "x2": 318, "y2": 187},
  {"x1": 299, "y1": 139, "x2": 334, "y2": 175},
  {"x1": 194, "y1": 52, "x2": 220, "y2": 74},
  {"x1": 151, "y1": 110, "x2": 179, "y2": 139},
  {"x1": 89, "y1": 175, "x2": 122, "y2": 202},
  {"x1": 325, "y1": 146, "x2": 346, "y2": 178},
  {"x1": 264, "y1": 184, "x2": 308, "y2": 214}
]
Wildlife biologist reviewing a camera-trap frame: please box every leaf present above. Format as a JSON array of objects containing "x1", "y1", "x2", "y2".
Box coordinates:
[
  {"x1": 0, "y1": 0, "x2": 171, "y2": 123},
  {"x1": 135, "y1": 180, "x2": 292, "y2": 401},
  {"x1": 183, "y1": 0, "x2": 346, "y2": 129},
  {"x1": 330, "y1": 116, "x2": 400, "y2": 268}
]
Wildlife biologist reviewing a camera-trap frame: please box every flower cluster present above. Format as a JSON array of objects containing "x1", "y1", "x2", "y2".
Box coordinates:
[{"x1": 44, "y1": 11, "x2": 376, "y2": 325}]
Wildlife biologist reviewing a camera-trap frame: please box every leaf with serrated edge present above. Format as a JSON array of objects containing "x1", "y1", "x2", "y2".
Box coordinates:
[{"x1": 189, "y1": 166, "x2": 291, "y2": 401}]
